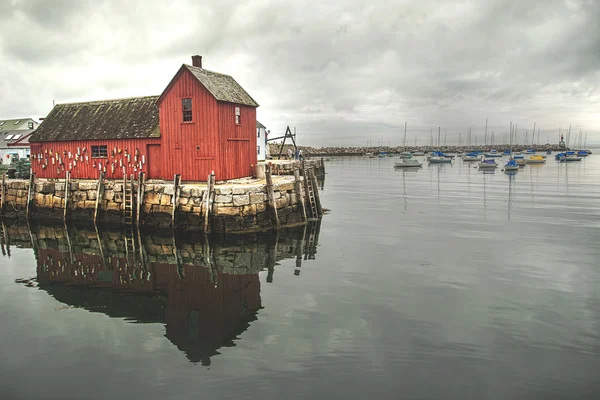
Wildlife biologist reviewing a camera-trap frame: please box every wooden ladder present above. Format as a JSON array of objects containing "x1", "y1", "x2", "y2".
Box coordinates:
[
  {"x1": 123, "y1": 174, "x2": 136, "y2": 267},
  {"x1": 302, "y1": 163, "x2": 319, "y2": 219}
]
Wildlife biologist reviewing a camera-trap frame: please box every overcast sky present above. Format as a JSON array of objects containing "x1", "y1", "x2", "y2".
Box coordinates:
[{"x1": 1, "y1": 0, "x2": 598, "y2": 146}]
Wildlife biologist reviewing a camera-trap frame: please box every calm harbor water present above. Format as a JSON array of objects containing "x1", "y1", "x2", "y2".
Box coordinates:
[{"x1": 1, "y1": 152, "x2": 599, "y2": 399}]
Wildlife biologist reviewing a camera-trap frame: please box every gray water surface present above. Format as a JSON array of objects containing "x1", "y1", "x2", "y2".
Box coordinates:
[{"x1": 1, "y1": 153, "x2": 599, "y2": 399}]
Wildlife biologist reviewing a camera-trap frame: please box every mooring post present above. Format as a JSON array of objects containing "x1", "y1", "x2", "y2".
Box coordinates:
[
  {"x1": 0, "y1": 172, "x2": 6, "y2": 215},
  {"x1": 293, "y1": 168, "x2": 307, "y2": 222},
  {"x1": 137, "y1": 172, "x2": 145, "y2": 227},
  {"x1": 94, "y1": 171, "x2": 105, "y2": 225},
  {"x1": 265, "y1": 164, "x2": 280, "y2": 229},
  {"x1": 63, "y1": 171, "x2": 70, "y2": 222},
  {"x1": 26, "y1": 170, "x2": 35, "y2": 219},
  {"x1": 203, "y1": 172, "x2": 215, "y2": 233},
  {"x1": 172, "y1": 174, "x2": 180, "y2": 227},
  {"x1": 309, "y1": 167, "x2": 323, "y2": 217},
  {"x1": 300, "y1": 161, "x2": 312, "y2": 218},
  {"x1": 122, "y1": 173, "x2": 127, "y2": 216}
]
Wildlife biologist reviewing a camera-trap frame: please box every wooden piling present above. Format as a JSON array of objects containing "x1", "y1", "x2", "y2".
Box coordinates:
[
  {"x1": 265, "y1": 164, "x2": 280, "y2": 229},
  {"x1": 203, "y1": 172, "x2": 215, "y2": 233},
  {"x1": 300, "y1": 161, "x2": 313, "y2": 218},
  {"x1": 172, "y1": 174, "x2": 181, "y2": 226},
  {"x1": 63, "y1": 171, "x2": 70, "y2": 222},
  {"x1": 137, "y1": 172, "x2": 145, "y2": 227},
  {"x1": 26, "y1": 170, "x2": 35, "y2": 219},
  {"x1": 293, "y1": 168, "x2": 307, "y2": 222},
  {"x1": 122, "y1": 173, "x2": 127, "y2": 216},
  {"x1": 309, "y1": 167, "x2": 323, "y2": 217},
  {"x1": 0, "y1": 172, "x2": 6, "y2": 215},
  {"x1": 94, "y1": 171, "x2": 105, "y2": 225}
]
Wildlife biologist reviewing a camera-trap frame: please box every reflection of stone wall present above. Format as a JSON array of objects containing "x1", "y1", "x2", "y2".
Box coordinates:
[
  {"x1": 3, "y1": 223, "x2": 309, "y2": 274},
  {"x1": 1, "y1": 175, "x2": 308, "y2": 233}
]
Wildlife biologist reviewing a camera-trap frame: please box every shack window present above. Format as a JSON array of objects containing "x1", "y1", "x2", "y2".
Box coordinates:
[
  {"x1": 182, "y1": 98, "x2": 192, "y2": 122},
  {"x1": 235, "y1": 107, "x2": 241, "y2": 124},
  {"x1": 257, "y1": 146, "x2": 260, "y2": 155},
  {"x1": 28, "y1": 121, "x2": 34, "y2": 129},
  {"x1": 91, "y1": 145, "x2": 108, "y2": 158}
]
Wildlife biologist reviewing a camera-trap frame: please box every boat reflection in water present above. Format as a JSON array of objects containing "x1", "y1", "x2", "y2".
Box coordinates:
[{"x1": 6, "y1": 220, "x2": 321, "y2": 366}]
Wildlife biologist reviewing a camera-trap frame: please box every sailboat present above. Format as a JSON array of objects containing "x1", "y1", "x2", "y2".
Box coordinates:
[
  {"x1": 504, "y1": 159, "x2": 519, "y2": 171},
  {"x1": 525, "y1": 155, "x2": 546, "y2": 164},
  {"x1": 479, "y1": 158, "x2": 498, "y2": 169}
]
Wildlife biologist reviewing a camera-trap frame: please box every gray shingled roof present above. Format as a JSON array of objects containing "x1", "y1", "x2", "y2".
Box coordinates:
[
  {"x1": 29, "y1": 96, "x2": 160, "y2": 142},
  {"x1": 184, "y1": 65, "x2": 259, "y2": 107},
  {"x1": 257, "y1": 121, "x2": 266, "y2": 129},
  {"x1": 1, "y1": 129, "x2": 34, "y2": 149}
]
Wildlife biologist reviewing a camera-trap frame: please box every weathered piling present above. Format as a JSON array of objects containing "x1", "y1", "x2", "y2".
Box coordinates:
[{"x1": 265, "y1": 164, "x2": 280, "y2": 229}]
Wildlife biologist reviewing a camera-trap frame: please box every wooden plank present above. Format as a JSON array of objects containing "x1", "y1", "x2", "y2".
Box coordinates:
[
  {"x1": 300, "y1": 161, "x2": 313, "y2": 218},
  {"x1": 309, "y1": 167, "x2": 323, "y2": 217},
  {"x1": 0, "y1": 172, "x2": 5, "y2": 215},
  {"x1": 94, "y1": 171, "x2": 105, "y2": 225},
  {"x1": 26, "y1": 170, "x2": 35, "y2": 219},
  {"x1": 137, "y1": 172, "x2": 145, "y2": 227},
  {"x1": 265, "y1": 164, "x2": 280, "y2": 229},
  {"x1": 122, "y1": 173, "x2": 127, "y2": 216},
  {"x1": 63, "y1": 171, "x2": 70, "y2": 222},
  {"x1": 172, "y1": 174, "x2": 180, "y2": 226},
  {"x1": 293, "y1": 168, "x2": 307, "y2": 222},
  {"x1": 203, "y1": 172, "x2": 215, "y2": 232}
]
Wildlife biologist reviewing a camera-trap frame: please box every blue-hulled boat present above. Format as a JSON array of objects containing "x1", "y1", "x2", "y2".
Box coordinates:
[
  {"x1": 504, "y1": 159, "x2": 519, "y2": 171},
  {"x1": 484, "y1": 149, "x2": 502, "y2": 157},
  {"x1": 479, "y1": 158, "x2": 498, "y2": 169}
]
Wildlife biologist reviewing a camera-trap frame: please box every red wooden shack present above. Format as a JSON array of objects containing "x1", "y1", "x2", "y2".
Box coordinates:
[{"x1": 29, "y1": 55, "x2": 259, "y2": 181}]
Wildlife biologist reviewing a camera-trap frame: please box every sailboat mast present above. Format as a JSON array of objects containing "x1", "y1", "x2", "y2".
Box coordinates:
[
  {"x1": 403, "y1": 121, "x2": 407, "y2": 148},
  {"x1": 437, "y1": 127, "x2": 441, "y2": 148},
  {"x1": 532, "y1": 122, "x2": 536, "y2": 145},
  {"x1": 484, "y1": 118, "x2": 488, "y2": 146}
]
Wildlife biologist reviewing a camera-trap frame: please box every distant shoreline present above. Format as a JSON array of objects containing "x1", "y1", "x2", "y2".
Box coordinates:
[{"x1": 267, "y1": 143, "x2": 573, "y2": 157}]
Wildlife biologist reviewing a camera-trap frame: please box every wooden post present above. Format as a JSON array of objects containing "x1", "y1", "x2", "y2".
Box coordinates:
[
  {"x1": 172, "y1": 174, "x2": 180, "y2": 226},
  {"x1": 293, "y1": 168, "x2": 307, "y2": 222},
  {"x1": 122, "y1": 173, "x2": 127, "y2": 216},
  {"x1": 265, "y1": 164, "x2": 280, "y2": 229},
  {"x1": 63, "y1": 171, "x2": 70, "y2": 222},
  {"x1": 0, "y1": 172, "x2": 6, "y2": 215},
  {"x1": 137, "y1": 172, "x2": 145, "y2": 227},
  {"x1": 203, "y1": 172, "x2": 215, "y2": 233},
  {"x1": 309, "y1": 167, "x2": 323, "y2": 217},
  {"x1": 26, "y1": 170, "x2": 35, "y2": 219},
  {"x1": 94, "y1": 171, "x2": 105, "y2": 225},
  {"x1": 300, "y1": 161, "x2": 312, "y2": 218}
]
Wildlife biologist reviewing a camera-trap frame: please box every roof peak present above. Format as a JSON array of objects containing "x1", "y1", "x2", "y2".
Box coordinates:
[
  {"x1": 184, "y1": 64, "x2": 233, "y2": 78},
  {"x1": 56, "y1": 95, "x2": 159, "y2": 107}
]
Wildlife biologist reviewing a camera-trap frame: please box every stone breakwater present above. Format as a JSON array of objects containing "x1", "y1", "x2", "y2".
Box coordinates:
[
  {"x1": 269, "y1": 143, "x2": 568, "y2": 157},
  {"x1": 0, "y1": 175, "x2": 311, "y2": 233}
]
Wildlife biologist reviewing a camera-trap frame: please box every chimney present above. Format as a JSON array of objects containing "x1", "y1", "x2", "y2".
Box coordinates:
[{"x1": 192, "y1": 55, "x2": 202, "y2": 68}]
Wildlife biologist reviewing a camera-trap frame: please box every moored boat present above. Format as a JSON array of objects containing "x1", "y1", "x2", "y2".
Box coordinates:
[
  {"x1": 504, "y1": 159, "x2": 519, "y2": 171},
  {"x1": 400, "y1": 152, "x2": 413, "y2": 159},
  {"x1": 484, "y1": 149, "x2": 502, "y2": 158},
  {"x1": 577, "y1": 150, "x2": 590, "y2": 157},
  {"x1": 479, "y1": 158, "x2": 498, "y2": 169},
  {"x1": 525, "y1": 155, "x2": 546, "y2": 164},
  {"x1": 394, "y1": 159, "x2": 422, "y2": 168},
  {"x1": 513, "y1": 155, "x2": 526, "y2": 166},
  {"x1": 556, "y1": 152, "x2": 582, "y2": 162},
  {"x1": 463, "y1": 152, "x2": 481, "y2": 161},
  {"x1": 412, "y1": 151, "x2": 425, "y2": 156}
]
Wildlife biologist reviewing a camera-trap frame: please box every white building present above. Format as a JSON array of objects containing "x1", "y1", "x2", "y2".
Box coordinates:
[
  {"x1": 257, "y1": 120, "x2": 268, "y2": 161},
  {"x1": 1, "y1": 118, "x2": 39, "y2": 165}
]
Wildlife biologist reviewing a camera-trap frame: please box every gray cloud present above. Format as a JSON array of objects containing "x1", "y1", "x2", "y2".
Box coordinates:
[{"x1": 0, "y1": 0, "x2": 599, "y2": 146}]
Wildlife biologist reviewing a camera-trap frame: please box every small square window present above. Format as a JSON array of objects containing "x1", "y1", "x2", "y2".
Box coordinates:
[
  {"x1": 28, "y1": 122, "x2": 34, "y2": 129},
  {"x1": 182, "y1": 98, "x2": 192, "y2": 122},
  {"x1": 235, "y1": 107, "x2": 241, "y2": 125},
  {"x1": 91, "y1": 145, "x2": 108, "y2": 158},
  {"x1": 5, "y1": 135, "x2": 14, "y2": 140},
  {"x1": 257, "y1": 146, "x2": 260, "y2": 155},
  {"x1": 13, "y1": 134, "x2": 22, "y2": 140}
]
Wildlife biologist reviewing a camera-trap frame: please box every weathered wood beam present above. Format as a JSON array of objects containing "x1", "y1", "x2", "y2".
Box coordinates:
[
  {"x1": 94, "y1": 171, "x2": 105, "y2": 225},
  {"x1": 63, "y1": 171, "x2": 70, "y2": 222},
  {"x1": 293, "y1": 168, "x2": 307, "y2": 222},
  {"x1": 265, "y1": 164, "x2": 280, "y2": 229},
  {"x1": 26, "y1": 169, "x2": 35, "y2": 219}
]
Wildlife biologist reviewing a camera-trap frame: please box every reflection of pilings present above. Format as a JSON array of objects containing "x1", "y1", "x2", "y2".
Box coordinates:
[
  {"x1": 265, "y1": 230, "x2": 279, "y2": 283},
  {"x1": 0, "y1": 218, "x2": 9, "y2": 256},
  {"x1": 63, "y1": 223, "x2": 74, "y2": 264},
  {"x1": 173, "y1": 230, "x2": 184, "y2": 279},
  {"x1": 304, "y1": 220, "x2": 321, "y2": 260},
  {"x1": 203, "y1": 234, "x2": 218, "y2": 287},
  {"x1": 294, "y1": 224, "x2": 305, "y2": 276}
]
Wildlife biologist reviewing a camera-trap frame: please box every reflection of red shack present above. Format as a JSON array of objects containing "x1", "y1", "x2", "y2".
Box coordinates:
[
  {"x1": 158, "y1": 265, "x2": 262, "y2": 365},
  {"x1": 34, "y1": 235, "x2": 262, "y2": 365}
]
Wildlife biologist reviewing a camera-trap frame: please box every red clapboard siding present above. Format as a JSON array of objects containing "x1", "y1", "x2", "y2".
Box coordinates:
[
  {"x1": 30, "y1": 139, "x2": 160, "y2": 180},
  {"x1": 218, "y1": 103, "x2": 257, "y2": 180},
  {"x1": 158, "y1": 69, "x2": 221, "y2": 181}
]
